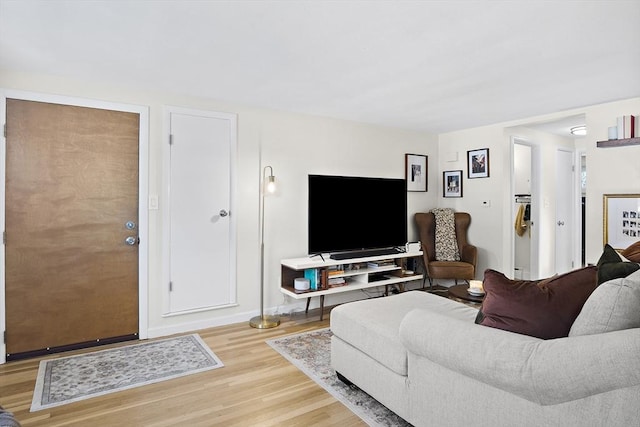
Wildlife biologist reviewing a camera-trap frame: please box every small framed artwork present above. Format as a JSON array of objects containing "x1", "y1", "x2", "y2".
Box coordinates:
[
  {"x1": 467, "y1": 148, "x2": 490, "y2": 178},
  {"x1": 405, "y1": 153, "x2": 428, "y2": 192},
  {"x1": 603, "y1": 194, "x2": 640, "y2": 249},
  {"x1": 443, "y1": 170, "x2": 463, "y2": 198}
]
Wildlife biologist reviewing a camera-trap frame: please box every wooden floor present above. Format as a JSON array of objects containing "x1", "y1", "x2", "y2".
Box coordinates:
[{"x1": 0, "y1": 307, "x2": 367, "y2": 427}]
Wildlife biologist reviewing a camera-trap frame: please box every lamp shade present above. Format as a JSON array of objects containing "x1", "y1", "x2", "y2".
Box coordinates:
[{"x1": 266, "y1": 175, "x2": 276, "y2": 193}]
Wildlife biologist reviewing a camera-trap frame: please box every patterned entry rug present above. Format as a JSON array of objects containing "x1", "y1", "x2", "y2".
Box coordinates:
[
  {"x1": 267, "y1": 328, "x2": 412, "y2": 427},
  {"x1": 31, "y1": 334, "x2": 223, "y2": 412}
]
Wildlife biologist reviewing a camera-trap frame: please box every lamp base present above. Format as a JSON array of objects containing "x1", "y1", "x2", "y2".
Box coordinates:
[{"x1": 249, "y1": 314, "x2": 281, "y2": 329}]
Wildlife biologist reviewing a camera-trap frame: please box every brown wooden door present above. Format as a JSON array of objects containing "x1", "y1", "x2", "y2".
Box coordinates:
[{"x1": 5, "y1": 99, "x2": 140, "y2": 359}]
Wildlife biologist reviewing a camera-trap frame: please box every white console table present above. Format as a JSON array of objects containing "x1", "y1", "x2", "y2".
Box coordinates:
[{"x1": 280, "y1": 251, "x2": 424, "y2": 320}]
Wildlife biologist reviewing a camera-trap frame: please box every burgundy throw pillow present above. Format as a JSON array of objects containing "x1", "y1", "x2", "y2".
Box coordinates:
[
  {"x1": 621, "y1": 241, "x2": 640, "y2": 263},
  {"x1": 479, "y1": 266, "x2": 598, "y2": 339}
]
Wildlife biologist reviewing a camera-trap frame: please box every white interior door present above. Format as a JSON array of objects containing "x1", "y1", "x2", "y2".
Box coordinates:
[
  {"x1": 555, "y1": 149, "x2": 574, "y2": 274},
  {"x1": 164, "y1": 107, "x2": 236, "y2": 314}
]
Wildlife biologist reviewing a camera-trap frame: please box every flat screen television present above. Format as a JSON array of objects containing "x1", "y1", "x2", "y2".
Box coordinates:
[{"x1": 308, "y1": 174, "x2": 407, "y2": 256}]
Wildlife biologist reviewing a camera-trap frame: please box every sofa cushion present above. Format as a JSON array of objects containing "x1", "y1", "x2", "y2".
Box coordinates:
[
  {"x1": 569, "y1": 269, "x2": 640, "y2": 336},
  {"x1": 479, "y1": 266, "x2": 598, "y2": 339},
  {"x1": 330, "y1": 290, "x2": 477, "y2": 376},
  {"x1": 621, "y1": 240, "x2": 640, "y2": 263},
  {"x1": 597, "y1": 244, "x2": 640, "y2": 284}
]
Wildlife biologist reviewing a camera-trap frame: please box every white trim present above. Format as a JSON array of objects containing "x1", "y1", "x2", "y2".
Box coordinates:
[
  {"x1": 0, "y1": 89, "x2": 150, "y2": 363},
  {"x1": 161, "y1": 303, "x2": 239, "y2": 318},
  {"x1": 0, "y1": 94, "x2": 6, "y2": 364},
  {"x1": 576, "y1": 150, "x2": 587, "y2": 267},
  {"x1": 148, "y1": 307, "x2": 253, "y2": 339},
  {"x1": 161, "y1": 105, "x2": 237, "y2": 315}
]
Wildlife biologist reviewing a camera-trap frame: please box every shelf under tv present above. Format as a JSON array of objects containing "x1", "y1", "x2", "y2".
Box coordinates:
[{"x1": 280, "y1": 251, "x2": 424, "y2": 320}]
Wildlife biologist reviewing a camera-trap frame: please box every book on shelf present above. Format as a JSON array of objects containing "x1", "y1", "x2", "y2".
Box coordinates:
[
  {"x1": 624, "y1": 115, "x2": 633, "y2": 139},
  {"x1": 367, "y1": 259, "x2": 395, "y2": 268},
  {"x1": 328, "y1": 277, "x2": 346, "y2": 287},
  {"x1": 304, "y1": 268, "x2": 319, "y2": 291},
  {"x1": 617, "y1": 115, "x2": 638, "y2": 139},
  {"x1": 320, "y1": 269, "x2": 329, "y2": 290},
  {"x1": 617, "y1": 116, "x2": 625, "y2": 139},
  {"x1": 327, "y1": 269, "x2": 345, "y2": 276}
]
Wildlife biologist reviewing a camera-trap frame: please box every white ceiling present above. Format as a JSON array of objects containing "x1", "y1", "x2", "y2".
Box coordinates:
[{"x1": 1, "y1": 1, "x2": 639, "y2": 135}]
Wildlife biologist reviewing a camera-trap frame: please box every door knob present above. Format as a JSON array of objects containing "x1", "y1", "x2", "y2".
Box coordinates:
[
  {"x1": 219, "y1": 210, "x2": 229, "y2": 217},
  {"x1": 125, "y1": 236, "x2": 138, "y2": 246}
]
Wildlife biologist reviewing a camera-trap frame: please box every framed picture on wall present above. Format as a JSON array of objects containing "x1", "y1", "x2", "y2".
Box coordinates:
[
  {"x1": 405, "y1": 153, "x2": 428, "y2": 192},
  {"x1": 443, "y1": 170, "x2": 463, "y2": 198},
  {"x1": 467, "y1": 148, "x2": 490, "y2": 178},
  {"x1": 603, "y1": 194, "x2": 640, "y2": 249}
]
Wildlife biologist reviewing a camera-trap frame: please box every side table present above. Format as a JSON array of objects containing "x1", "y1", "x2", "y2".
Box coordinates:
[{"x1": 447, "y1": 284, "x2": 484, "y2": 305}]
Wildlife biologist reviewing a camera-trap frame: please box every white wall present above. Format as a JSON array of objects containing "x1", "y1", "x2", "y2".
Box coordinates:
[
  {"x1": 436, "y1": 97, "x2": 640, "y2": 280},
  {"x1": 1, "y1": 69, "x2": 638, "y2": 338},
  {"x1": 583, "y1": 98, "x2": 640, "y2": 263},
  {"x1": 438, "y1": 126, "x2": 507, "y2": 278},
  {"x1": 0, "y1": 70, "x2": 438, "y2": 338}
]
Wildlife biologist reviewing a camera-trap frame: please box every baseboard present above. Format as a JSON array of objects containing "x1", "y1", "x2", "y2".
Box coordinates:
[
  {"x1": 147, "y1": 309, "x2": 259, "y2": 338},
  {"x1": 146, "y1": 280, "x2": 434, "y2": 339}
]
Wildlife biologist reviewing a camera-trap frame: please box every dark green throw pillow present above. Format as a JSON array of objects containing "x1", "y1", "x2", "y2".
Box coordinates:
[{"x1": 596, "y1": 244, "x2": 640, "y2": 284}]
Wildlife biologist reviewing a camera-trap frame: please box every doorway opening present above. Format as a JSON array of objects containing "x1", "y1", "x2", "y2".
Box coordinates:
[{"x1": 512, "y1": 138, "x2": 537, "y2": 280}]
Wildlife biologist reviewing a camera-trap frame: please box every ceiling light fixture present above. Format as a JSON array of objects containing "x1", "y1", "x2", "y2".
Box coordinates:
[{"x1": 570, "y1": 125, "x2": 587, "y2": 136}]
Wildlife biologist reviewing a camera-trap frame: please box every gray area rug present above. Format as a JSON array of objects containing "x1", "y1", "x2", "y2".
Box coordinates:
[
  {"x1": 267, "y1": 328, "x2": 412, "y2": 427},
  {"x1": 31, "y1": 334, "x2": 223, "y2": 412}
]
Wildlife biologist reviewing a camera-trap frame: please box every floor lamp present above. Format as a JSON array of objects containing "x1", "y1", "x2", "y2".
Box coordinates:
[{"x1": 250, "y1": 166, "x2": 281, "y2": 329}]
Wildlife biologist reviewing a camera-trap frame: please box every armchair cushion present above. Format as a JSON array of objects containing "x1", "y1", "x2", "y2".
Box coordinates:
[{"x1": 478, "y1": 267, "x2": 598, "y2": 339}]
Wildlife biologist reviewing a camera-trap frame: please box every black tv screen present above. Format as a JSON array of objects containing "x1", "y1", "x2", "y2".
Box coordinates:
[{"x1": 308, "y1": 174, "x2": 407, "y2": 254}]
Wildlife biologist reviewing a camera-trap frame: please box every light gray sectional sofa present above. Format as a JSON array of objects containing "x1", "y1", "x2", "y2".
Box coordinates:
[{"x1": 330, "y1": 269, "x2": 640, "y2": 427}]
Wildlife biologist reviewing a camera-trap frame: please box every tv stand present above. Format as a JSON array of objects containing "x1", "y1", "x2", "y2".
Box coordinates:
[
  {"x1": 329, "y1": 247, "x2": 403, "y2": 260},
  {"x1": 280, "y1": 251, "x2": 424, "y2": 320},
  {"x1": 309, "y1": 253, "x2": 326, "y2": 262}
]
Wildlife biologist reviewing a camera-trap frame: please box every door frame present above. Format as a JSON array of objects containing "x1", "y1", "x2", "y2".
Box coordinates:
[
  {"x1": 577, "y1": 150, "x2": 587, "y2": 267},
  {"x1": 0, "y1": 90, "x2": 150, "y2": 364}
]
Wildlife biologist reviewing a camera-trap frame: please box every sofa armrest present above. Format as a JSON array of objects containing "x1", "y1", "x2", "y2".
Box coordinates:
[{"x1": 399, "y1": 308, "x2": 640, "y2": 405}]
